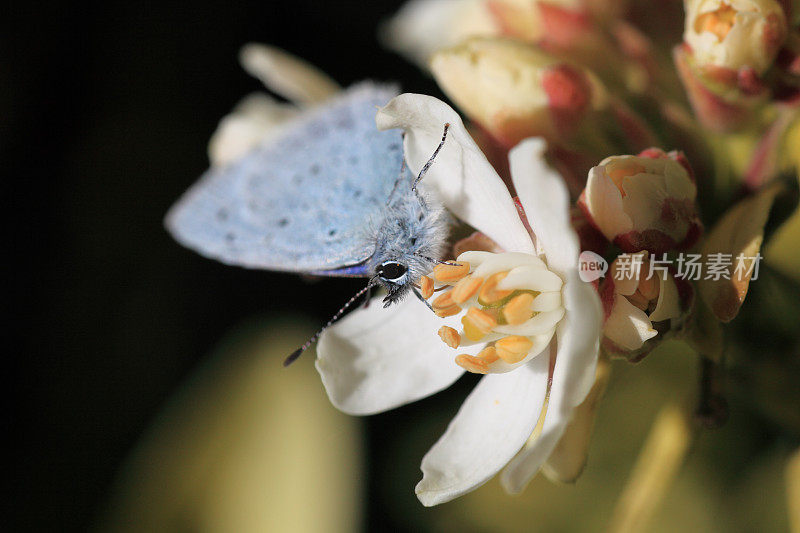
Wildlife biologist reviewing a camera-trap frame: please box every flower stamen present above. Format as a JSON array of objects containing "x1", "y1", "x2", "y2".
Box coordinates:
[
  {"x1": 454, "y1": 354, "x2": 489, "y2": 374},
  {"x1": 503, "y1": 292, "x2": 536, "y2": 325},
  {"x1": 478, "y1": 271, "x2": 513, "y2": 305},
  {"x1": 425, "y1": 251, "x2": 565, "y2": 374},
  {"x1": 451, "y1": 275, "x2": 483, "y2": 304},
  {"x1": 433, "y1": 261, "x2": 470, "y2": 283},
  {"x1": 495, "y1": 335, "x2": 535, "y2": 364},
  {"x1": 419, "y1": 275, "x2": 434, "y2": 299},
  {"x1": 438, "y1": 326, "x2": 461, "y2": 349},
  {"x1": 462, "y1": 307, "x2": 498, "y2": 341}
]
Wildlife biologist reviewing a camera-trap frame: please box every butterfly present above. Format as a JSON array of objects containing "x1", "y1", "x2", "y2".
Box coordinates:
[{"x1": 165, "y1": 82, "x2": 451, "y2": 364}]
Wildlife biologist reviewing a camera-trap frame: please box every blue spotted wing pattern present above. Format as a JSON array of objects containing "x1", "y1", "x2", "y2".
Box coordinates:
[{"x1": 166, "y1": 83, "x2": 404, "y2": 272}]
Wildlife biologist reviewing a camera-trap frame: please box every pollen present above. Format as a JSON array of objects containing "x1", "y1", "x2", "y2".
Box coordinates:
[
  {"x1": 455, "y1": 354, "x2": 489, "y2": 374},
  {"x1": 461, "y1": 307, "x2": 498, "y2": 341},
  {"x1": 432, "y1": 290, "x2": 462, "y2": 317},
  {"x1": 435, "y1": 305, "x2": 462, "y2": 318},
  {"x1": 477, "y1": 345, "x2": 499, "y2": 364},
  {"x1": 451, "y1": 275, "x2": 483, "y2": 304},
  {"x1": 478, "y1": 271, "x2": 513, "y2": 305},
  {"x1": 694, "y1": 3, "x2": 737, "y2": 42},
  {"x1": 438, "y1": 326, "x2": 461, "y2": 349},
  {"x1": 495, "y1": 335, "x2": 534, "y2": 364},
  {"x1": 419, "y1": 275, "x2": 434, "y2": 299},
  {"x1": 424, "y1": 251, "x2": 565, "y2": 375},
  {"x1": 502, "y1": 292, "x2": 535, "y2": 325},
  {"x1": 433, "y1": 261, "x2": 471, "y2": 284},
  {"x1": 432, "y1": 291, "x2": 455, "y2": 309}
]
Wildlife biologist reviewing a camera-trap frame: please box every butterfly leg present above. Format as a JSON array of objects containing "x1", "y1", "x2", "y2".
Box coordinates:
[{"x1": 412, "y1": 286, "x2": 436, "y2": 313}]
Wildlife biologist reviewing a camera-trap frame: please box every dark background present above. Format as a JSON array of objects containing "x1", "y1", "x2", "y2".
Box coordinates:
[{"x1": 5, "y1": 2, "x2": 454, "y2": 530}]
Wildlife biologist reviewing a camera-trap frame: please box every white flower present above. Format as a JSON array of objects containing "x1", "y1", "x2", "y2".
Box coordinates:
[{"x1": 314, "y1": 94, "x2": 603, "y2": 505}]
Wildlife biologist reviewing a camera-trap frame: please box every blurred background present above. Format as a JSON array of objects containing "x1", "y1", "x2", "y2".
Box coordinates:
[{"x1": 5, "y1": 1, "x2": 799, "y2": 531}]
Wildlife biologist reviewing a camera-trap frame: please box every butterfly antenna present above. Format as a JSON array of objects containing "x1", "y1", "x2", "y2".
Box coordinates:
[
  {"x1": 412, "y1": 123, "x2": 450, "y2": 192},
  {"x1": 283, "y1": 280, "x2": 376, "y2": 367}
]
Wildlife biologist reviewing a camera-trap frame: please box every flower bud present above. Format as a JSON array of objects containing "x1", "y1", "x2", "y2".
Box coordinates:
[
  {"x1": 600, "y1": 252, "x2": 692, "y2": 360},
  {"x1": 579, "y1": 149, "x2": 702, "y2": 255},
  {"x1": 684, "y1": 0, "x2": 787, "y2": 75},
  {"x1": 673, "y1": 43, "x2": 769, "y2": 132},
  {"x1": 430, "y1": 37, "x2": 607, "y2": 147}
]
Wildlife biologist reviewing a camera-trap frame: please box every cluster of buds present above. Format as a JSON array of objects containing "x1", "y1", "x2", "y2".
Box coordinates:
[
  {"x1": 430, "y1": 37, "x2": 657, "y2": 194},
  {"x1": 675, "y1": 0, "x2": 791, "y2": 131}
]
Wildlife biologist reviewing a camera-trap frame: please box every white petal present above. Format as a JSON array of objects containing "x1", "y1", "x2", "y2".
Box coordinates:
[
  {"x1": 508, "y1": 138, "x2": 580, "y2": 277},
  {"x1": 376, "y1": 94, "x2": 534, "y2": 254},
  {"x1": 487, "y1": 331, "x2": 555, "y2": 374},
  {"x1": 415, "y1": 353, "x2": 550, "y2": 506},
  {"x1": 531, "y1": 291, "x2": 562, "y2": 312},
  {"x1": 473, "y1": 252, "x2": 547, "y2": 277},
  {"x1": 585, "y1": 164, "x2": 634, "y2": 242},
  {"x1": 663, "y1": 158, "x2": 695, "y2": 199},
  {"x1": 501, "y1": 269, "x2": 602, "y2": 492},
  {"x1": 603, "y1": 294, "x2": 658, "y2": 351},
  {"x1": 498, "y1": 265, "x2": 563, "y2": 292},
  {"x1": 239, "y1": 43, "x2": 340, "y2": 105},
  {"x1": 494, "y1": 308, "x2": 565, "y2": 336},
  {"x1": 621, "y1": 174, "x2": 667, "y2": 231},
  {"x1": 542, "y1": 356, "x2": 610, "y2": 483},
  {"x1": 316, "y1": 295, "x2": 466, "y2": 415},
  {"x1": 208, "y1": 94, "x2": 298, "y2": 166},
  {"x1": 456, "y1": 250, "x2": 496, "y2": 269},
  {"x1": 609, "y1": 250, "x2": 648, "y2": 296},
  {"x1": 649, "y1": 273, "x2": 681, "y2": 322},
  {"x1": 380, "y1": 0, "x2": 496, "y2": 69}
]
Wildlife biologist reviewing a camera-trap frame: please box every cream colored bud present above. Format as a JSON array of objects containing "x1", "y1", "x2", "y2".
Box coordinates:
[
  {"x1": 684, "y1": 0, "x2": 787, "y2": 74},
  {"x1": 430, "y1": 37, "x2": 607, "y2": 146}
]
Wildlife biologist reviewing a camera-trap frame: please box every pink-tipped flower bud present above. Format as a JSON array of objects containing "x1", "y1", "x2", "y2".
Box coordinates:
[
  {"x1": 579, "y1": 149, "x2": 703, "y2": 255},
  {"x1": 684, "y1": 0, "x2": 787, "y2": 75},
  {"x1": 430, "y1": 37, "x2": 607, "y2": 147}
]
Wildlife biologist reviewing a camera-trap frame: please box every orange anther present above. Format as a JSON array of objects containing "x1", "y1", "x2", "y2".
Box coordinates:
[
  {"x1": 432, "y1": 290, "x2": 456, "y2": 310},
  {"x1": 438, "y1": 326, "x2": 461, "y2": 349},
  {"x1": 461, "y1": 307, "x2": 498, "y2": 341},
  {"x1": 495, "y1": 335, "x2": 534, "y2": 364},
  {"x1": 434, "y1": 305, "x2": 462, "y2": 318},
  {"x1": 694, "y1": 3, "x2": 736, "y2": 42},
  {"x1": 451, "y1": 275, "x2": 483, "y2": 304},
  {"x1": 478, "y1": 345, "x2": 499, "y2": 364},
  {"x1": 455, "y1": 354, "x2": 489, "y2": 374},
  {"x1": 419, "y1": 275, "x2": 434, "y2": 300},
  {"x1": 433, "y1": 261, "x2": 471, "y2": 283},
  {"x1": 502, "y1": 293, "x2": 535, "y2": 325},
  {"x1": 478, "y1": 271, "x2": 513, "y2": 305}
]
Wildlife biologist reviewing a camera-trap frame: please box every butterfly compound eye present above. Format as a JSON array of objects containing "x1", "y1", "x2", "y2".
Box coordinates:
[{"x1": 377, "y1": 261, "x2": 408, "y2": 282}]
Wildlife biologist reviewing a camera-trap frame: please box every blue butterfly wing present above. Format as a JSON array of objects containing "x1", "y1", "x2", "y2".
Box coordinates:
[{"x1": 165, "y1": 82, "x2": 404, "y2": 273}]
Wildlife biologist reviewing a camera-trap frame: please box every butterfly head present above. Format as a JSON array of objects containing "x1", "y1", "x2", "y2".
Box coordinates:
[{"x1": 375, "y1": 260, "x2": 412, "y2": 307}]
